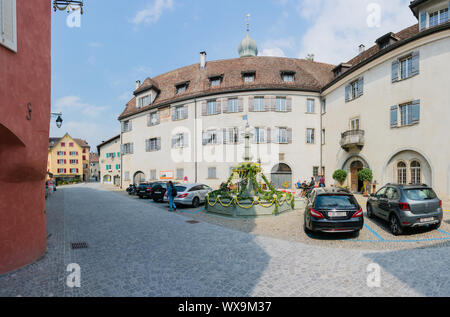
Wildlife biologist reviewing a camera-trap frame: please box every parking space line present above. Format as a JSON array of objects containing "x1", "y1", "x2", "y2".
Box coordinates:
[
  {"x1": 180, "y1": 208, "x2": 206, "y2": 215},
  {"x1": 437, "y1": 229, "x2": 450, "y2": 236},
  {"x1": 364, "y1": 224, "x2": 385, "y2": 241}
]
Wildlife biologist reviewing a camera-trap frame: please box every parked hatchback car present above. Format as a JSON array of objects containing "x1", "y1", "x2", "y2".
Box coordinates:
[
  {"x1": 137, "y1": 182, "x2": 156, "y2": 199},
  {"x1": 304, "y1": 187, "x2": 364, "y2": 234},
  {"x1": 163, "y1": 183, "x2": 213, "y2": 208},
  {"x1": 151, "y1": 182, "x2": 179, "y2": 202},
  {"x1": 367, "y1": 184, "x2": 443, "y2": 235}
]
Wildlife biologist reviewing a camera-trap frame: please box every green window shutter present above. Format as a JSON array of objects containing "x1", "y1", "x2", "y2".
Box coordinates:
[{"x1": 390, "y1": 105, "x2": 398, "y2": 128}]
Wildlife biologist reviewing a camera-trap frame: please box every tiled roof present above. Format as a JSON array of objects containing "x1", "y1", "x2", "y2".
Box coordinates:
[
  {"x1": 48, "y1": 136, "x2": 90, "y2": 149},
  {"x1": 119, "y1": 56, "x2": 335, "y2": 119},
  {"x1": 89, "y1": 152, "x2": 99, "y2": 163}
]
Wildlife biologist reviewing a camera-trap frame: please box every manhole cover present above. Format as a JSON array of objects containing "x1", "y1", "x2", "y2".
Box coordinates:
[
  {"x1": 71, "y1": 242, "x2": 88, "y2": 249},
  {"x1": 186, "y1": 220, "x2": 199, "y2": 224}
]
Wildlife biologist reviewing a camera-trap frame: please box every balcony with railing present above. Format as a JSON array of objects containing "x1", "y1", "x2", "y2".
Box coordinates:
[{"x1": 340, "y1": 130, "x2": 365, "y2": 152}]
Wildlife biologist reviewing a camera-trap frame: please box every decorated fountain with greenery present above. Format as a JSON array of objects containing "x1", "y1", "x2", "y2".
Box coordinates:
[{"x1": 206, "y1": 119, "x2": 295, "y2": 217}]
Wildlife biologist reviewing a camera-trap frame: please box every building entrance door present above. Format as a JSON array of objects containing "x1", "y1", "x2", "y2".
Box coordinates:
[{"x1": 350, "y1": 161, "x2": 364, "y2": 192}]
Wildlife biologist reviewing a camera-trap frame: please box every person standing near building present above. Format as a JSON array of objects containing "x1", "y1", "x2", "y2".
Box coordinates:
[
  {"x1": 167, "y1": 181, "x2": 177, "y2": 212},
  {"x1": 319, "y1": 175, "x2": 326, "y2": 188}
]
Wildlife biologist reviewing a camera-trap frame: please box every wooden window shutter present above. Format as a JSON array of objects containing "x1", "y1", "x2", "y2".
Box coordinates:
[
  {"x1": 411, "y1": 51, "x2": 420, "y2": 76},
  {"x1": 157, "y1": 137, "x2": 161, "y2": 151},
  {"x1": 184, "y1": 105, "x2": 189, "y2": 119},
  {"x1": 419, "y1": 11, "x2": 427, "y2": 30},
  {"x1": 249, "y1": 96, "x2": 254, "y2": 112},
  {"x1": 202, "y1": 131, "x2": 207, "y2": 145},
  {"x1": 358, "y1": 77, "x2": 364, "y2": 97},
  {"x1": 216, "y1": 99, "x2": 222, "y2": 115},
  {"x1": 287, "y1": 97, "x2": 292, "y2": 112},
  {"x1": 410, "y1": 100, "x2": 420, "y2": 123},
  {"x1": 130, "y1": 143, "x2": 134, "y2": 154},
  {"x1": 390, "y1": 105, "x2": 398, "y2": 128},
  {"x1": 287, "y1": 128, "x2": 293, "y2": 144},
  {"x1": 171, "y1": 107, "x2": 177, "y2": 121},
  {"x1": 184, "y1": 133, "x2": 189, "y2": 147},
  {"x1": 223, "y1": 128, "x2": 228, "y2": 144},
  {"x1": 345, "y1": 85, "x2": 350, "y2": 102},
  {"x1": 223, "y1": 99, "x2": 229, "y2": 114},
  {"x1": 0, "y1": 0, "x2": 17, "y2": 52},
  {"x1": 202, "y1": 101, "x2": 207, "y2": 116},
  {"x1": 392, "y1": 59, "x2": 399, "y2": 83},
  {"x1": 266, "y1": 127, "x2": 271, "y2": 144},
  {"x1": 238, "y1": 97, "x2": 244, "y2": 112}
]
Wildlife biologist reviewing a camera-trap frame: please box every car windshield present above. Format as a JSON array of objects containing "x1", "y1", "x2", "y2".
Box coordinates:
[
  {"x1": 175, "y1": 186, "x2": 186, "y2": 192},
  {"x1": 315, "y1": 195, "x2": 359, "y2": 209},
  {"x1": 404, "y1": 188, "x2": 437, "y2": 201}
]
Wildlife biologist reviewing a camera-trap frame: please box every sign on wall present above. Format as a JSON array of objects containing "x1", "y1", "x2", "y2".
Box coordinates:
[{"x1": 160, "y1": 170, "x2": 174, "y2": 180}]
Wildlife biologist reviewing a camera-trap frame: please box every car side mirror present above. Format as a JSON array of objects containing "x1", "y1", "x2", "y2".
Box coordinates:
[{"x1": 370, "y1": 193, "x2": 376, "y2": 197}]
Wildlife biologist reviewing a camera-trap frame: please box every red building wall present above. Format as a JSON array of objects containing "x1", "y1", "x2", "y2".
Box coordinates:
[{"x1": 0, "y1": 0, "x2": 51, "y2": 274}]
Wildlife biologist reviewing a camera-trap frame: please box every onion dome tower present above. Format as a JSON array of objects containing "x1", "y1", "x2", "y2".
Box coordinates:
[{"x1": 238, "y1": 14, "x2": 258, "y2": 57}]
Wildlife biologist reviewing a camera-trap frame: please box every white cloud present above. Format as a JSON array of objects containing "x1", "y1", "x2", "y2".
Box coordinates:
[
  {"x1": 54, "y1": 96, "x2": 108, "y2": 118},
  {"x1": 132, "y1": 0, "x2": 174, "y2": 25},
  {"x1": 296, "y1": 0, "x2": 417, "y2": 64},
  {"x1": 260, "y1": 37, "x2": 296, "y2": 57}
]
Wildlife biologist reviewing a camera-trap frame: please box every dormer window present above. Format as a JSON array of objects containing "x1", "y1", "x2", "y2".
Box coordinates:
[
  {"x1": 209, "y1": 76, "x2": 223, "y2": 87},
  {"x1": 375, "y1": 32, "x2": 399, "y2": 50},
  {"x1": 242, "y1": 71, "x2": 255, "y2": 83},
  {"x1": 175, "y1": 82, "x2": 189, "y2": 94},
  {"x1": 281, "y1": 71, "x2": 295, "y2": 82},
  {"x1": 137, "y1": 95, "x2": 151, "y2": 108}
]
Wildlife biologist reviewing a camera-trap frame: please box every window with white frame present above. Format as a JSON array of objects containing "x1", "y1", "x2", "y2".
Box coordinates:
[
  {"x1": 148, "y1": 112, "x2": 159, "y2": 126},
  {"x1": 224, "y1": 127, "x2": 239, "y2": 144},
  {"x1": 277, "y1": 127, "x2": 288, "y2": 144},
  {"x1": 306, "y1": 99, "x2": 315, "y2": 113},
  {"x1": 122, "y1": 120, "x2": 132, "y2": 132},
  {"x1": 121, "y1": 143, "x2": 134, "y2": 155},
  {"x1": 137, "y1": 95, "x2": 151, "y2": 108},
  {"x1": 207, "y1": 100, "x2": 217, "y2": 115},
  {"x1": 243, "y1": 73, "x2": 255, "y2": 83},
  {"x1": 172, "y1": 133, "x2": 185, "y2": 148},
  {"x1": 173, "y1": 106, "x2": 185, "y2": 121},
  {"x1": 176, "y1": 168, "x2": 184, "y2": 180},
  {"x1": 208, "y1": 167, "x2": 217, "y2": 179},
  {"x1": 146, "y1": 138, "x2": 160, "y2": 152},
  {"x1": 282, "y1": 73, "x2": 294, "y2": 82},
  {"x1": 345, "y1": 77, "x2": 364, "y2": 102},
  {"x1": 210, "y1": 77, "x2": 222, "y2": 87},
  {"x1": 276, "y1": 97, "x2": 286, "y2": 112},
  {"x1": 397, "y1": 162, "x2": 407, "y2": 184},
  {"x1": 150, "y1": 170, "x2": 157, "y2": 180},
  {"x1": 254, "y1": 128, "x2": 265, "y2": 143},
  {"x1": 306, "y1": 128, "x2": 315, "y2": 144},
  {"x1": 350, "y1": 118, "x2": 360, "y2": 131},
  {"x1": 253, "y1": 97, "x2": 265, "y2": 112},
  {"x1": 400, "y1": 55, "x2": 413, "y2": 80},
  {"x1": 410, "y1": 161, "x2": 421, "y2": 184},
  {"x1": 204, "y1": 130, "x2": 217, "y2": 145},
  {"x1": 228, "y1": 98, "x2": 238, "y2": 113}
]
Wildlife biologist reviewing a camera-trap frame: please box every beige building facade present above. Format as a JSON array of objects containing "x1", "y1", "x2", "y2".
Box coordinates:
[
  {"x1": 117, "y1": 0, "x2": 450, "y2": 198},
  {"x1": 97, "y1": 135, "x2": 121, "y2": 186}
]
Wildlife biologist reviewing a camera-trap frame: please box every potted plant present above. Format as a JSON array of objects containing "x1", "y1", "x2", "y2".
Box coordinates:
[
  {"x1": 332, "y1": 169, "x2": 347, "y2": 187},
  {"x1": 358, "y1": 168, "x2": 373, "y2": 197}
]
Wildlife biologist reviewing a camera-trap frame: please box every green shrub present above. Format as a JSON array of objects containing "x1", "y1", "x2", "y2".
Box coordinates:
[
  {"x1": 332, "y1": 169, "x2": 347, "y2": 184},
  {"x1": 358, "y1": 169, "x2": 373, "y2": 182}
]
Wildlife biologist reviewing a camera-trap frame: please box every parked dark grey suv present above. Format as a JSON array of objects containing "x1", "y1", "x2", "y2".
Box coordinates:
[{"x1": 367, "y1": 184, "x2": 443, "y2": 235}]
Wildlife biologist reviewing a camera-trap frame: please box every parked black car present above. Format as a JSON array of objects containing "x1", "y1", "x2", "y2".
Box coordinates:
[
  {"x1": 126, "y1": 184, "x2": 137, "y2": 195},
  {"x1": 367, "y1": 184, "x2": 443, "y2": 235},
  {"x1": 151, "y1": 182, "x2": 179, "y2": 202},
  {"x1": 137, "y1": 182, "x2": 156, "y2": 199},
  {"x1": 304, "y1": 187, "x2": 364, "y2": 235}
]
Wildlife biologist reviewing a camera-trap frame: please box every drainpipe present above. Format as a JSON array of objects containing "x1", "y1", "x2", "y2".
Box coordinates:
[
  {"x1": 194, "y1": 98, "x2": 198, "y2": 183},
  {"x1": 320, "y1": 98, "x2": 324, "y2": 177}
]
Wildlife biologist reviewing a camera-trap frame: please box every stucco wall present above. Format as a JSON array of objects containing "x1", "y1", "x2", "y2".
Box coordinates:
[
  {"x1": 99, "y1": 138, "x2": 121, "y2": 185},
  {"x1": 322, "y1": 30, "x2": 450, "y2": 198},
  {"x1": 0, "y1": 0, "x2": 51, "y2": 274}
]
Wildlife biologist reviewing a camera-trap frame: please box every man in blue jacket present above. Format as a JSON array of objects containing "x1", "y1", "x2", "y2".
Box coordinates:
[{"x1": 167, "y1": 181, "x2": 177, "y2": 212}]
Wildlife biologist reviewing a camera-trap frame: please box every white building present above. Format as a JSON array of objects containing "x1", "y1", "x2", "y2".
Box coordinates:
[
  {"x1": 118, "y1": 0, "x2": 450, "y2": 198},
  {"x1": 97, "y1": 135, "x2": 121, "y2": 186}
]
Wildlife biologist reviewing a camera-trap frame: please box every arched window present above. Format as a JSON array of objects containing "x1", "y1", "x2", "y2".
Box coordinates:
[
  {"x1": 397, "y1": 162, "x2": 407, "y2": 184},
  {"x1": 410, "y1": 161, "x2": 421, "y2": 184}
]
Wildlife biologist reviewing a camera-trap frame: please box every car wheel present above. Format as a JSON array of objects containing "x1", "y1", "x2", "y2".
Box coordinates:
[
  {"x1": 366, "y1": 203, "x2": 374, "y2": 218},
  {"x1": 138, "y1": 195, "x2": 143, "y2": 199},
  {"x1": 389, "y1": 214, "x2": 403, "y2": 236},
  {"x1": 192, "y1": 197, "x2": 200, "y2": 208},
  {"x1": 303, "y1": 221, "x2": 313, "y2": 235}
]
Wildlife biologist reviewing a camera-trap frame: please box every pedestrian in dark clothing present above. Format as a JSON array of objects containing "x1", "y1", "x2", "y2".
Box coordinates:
[
  {"x1": 319, "y1": 175, "x2": 325, "y2": 188},
  {"x1": 167, "y1": 181, "x2": 177, "y2": 212}
]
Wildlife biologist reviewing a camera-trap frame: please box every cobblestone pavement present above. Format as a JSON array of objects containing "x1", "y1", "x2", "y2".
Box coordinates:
[{"x1": 0, "y1": 183, "x2": 449, "y2": 297}]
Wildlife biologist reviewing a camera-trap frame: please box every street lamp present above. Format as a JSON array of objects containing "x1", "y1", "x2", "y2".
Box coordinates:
[
  {"x1": 51, "y1": 113, "x2": 64, "y2": 129},
  {"x1": 53, "y1": 1, "x2": 84, "y2": 14}
]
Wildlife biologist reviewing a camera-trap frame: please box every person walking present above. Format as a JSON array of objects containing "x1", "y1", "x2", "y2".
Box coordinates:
[
  {"x1": 167, "y1": 181, "x2": 177, "y2": 212},
  {"x1": 319, "y1": 175, "x2": 326, "y2": 188}
]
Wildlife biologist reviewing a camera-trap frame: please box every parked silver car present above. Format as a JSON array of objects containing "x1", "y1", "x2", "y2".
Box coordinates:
[{"x1": 164, "y1": 183, "x2": 213, "y2": 208}]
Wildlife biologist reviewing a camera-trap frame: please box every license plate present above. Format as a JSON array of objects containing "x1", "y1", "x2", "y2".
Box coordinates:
[
  {"x1": 420, "y1": 217, "x2": 434, "y2": 223},
  {"x1": 328, "y1": 212, "x2": 347, "y2": 217},
  {"x1": 154, "y1": 191, "x2": 161, "y2": 194}
]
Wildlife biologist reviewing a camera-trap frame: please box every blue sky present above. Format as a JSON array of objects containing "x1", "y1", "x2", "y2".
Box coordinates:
[{"x1": 50, "y1": 0, "x2": 416, "y2": 151}]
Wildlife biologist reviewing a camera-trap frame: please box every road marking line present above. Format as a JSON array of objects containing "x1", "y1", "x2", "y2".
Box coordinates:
[
  {"x1": 364, "y1": 224, "x2": 385, "y2": 241},
  {"x1": 437, "y1": 229, "x2": 450, "y2": 236}
]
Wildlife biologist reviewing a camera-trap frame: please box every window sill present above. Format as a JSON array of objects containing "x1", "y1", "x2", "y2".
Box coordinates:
[
  {"x1": 345, "y1": 95, "x2": 363, "y2": 103},
  {"x1": 392, "y1": 73, "x2": 418, "y2": 84},
  {"x1": 391, "y1": 122, "x2": 419, "y2": 129}
]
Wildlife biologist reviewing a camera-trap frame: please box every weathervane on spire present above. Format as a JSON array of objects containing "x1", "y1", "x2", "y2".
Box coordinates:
[{"x1": 246, "y1": 14, "x2": 251, "y2": 32}]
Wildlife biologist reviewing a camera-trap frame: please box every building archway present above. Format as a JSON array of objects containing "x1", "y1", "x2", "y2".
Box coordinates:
[
  {"x1": 271, "y1": 163, "x2": 292, "y2": 189},
  {"x1": 103, "y1": 175, "x2": 111, "y2": 184},
  {"x1": 341, "y1": 155, "x2": 370, "y2": 193},
  {"x1": 133, "y1": 171, "x2": 146, "y2": 184},
  {"x1": 383, "y1": 149, "x2": 432, "y2": 187},
  {"x1": 114, "y1": 175, "x2": 121, "y2": 186}
]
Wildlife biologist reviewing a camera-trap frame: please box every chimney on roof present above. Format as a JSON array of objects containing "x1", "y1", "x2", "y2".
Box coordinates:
[
  {"x1": 200, "y1": 51, "x2": 207, "y2": 69},
  {"x1": 359, "y1": 44, "x2": 365, "y2": 54},
  {"x1": 136, "y1": 80, "x2": 141, "y2": 90}
]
